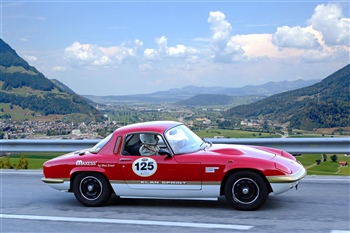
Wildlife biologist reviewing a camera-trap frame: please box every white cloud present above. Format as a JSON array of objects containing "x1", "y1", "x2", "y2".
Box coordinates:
[
  {"x1": 267, "y1": 3, "x2": 349, "y2": 63},
  {"x1": 92, "y1": 56, "x2": 112, "y2": 66},
  {"x1": 64, "y1": 42, "x2": 101, "y2": 65},
  {"x1": 233, "y1": 34, "x2": 304, "y2": 60},
  {"x1": 23, "y1": 55, "x2": 37, "y2": 62},
  {"x1": 133, "y1": 39, "x2": 144, "y2": 55},
  {"x1": 272, "y1": 25, "x2": 320, "y2": 49},
  {"x1": 134, "y1": 39, "x2": 143, "y2": 48},
  {"x1": 52, "y1": 66, "x2": 67, "y2": 71},
  {"x1": 208, "y1": 11, "x2": 232, "y2": 42},
  {"x1": 143, "y1": 36, "x2": 199, "y2": 62},
  {"x1": 167, "y1": 44, "x2": 198, "y2": 58},
  {"x1": 111, "y1": 46, "x2": 135, "y2": 63},
  {"x1": 302, "y1": 48, "x2": 333, "y2": 62},
  {"x1": 155, "y1": 36, "x2": 168, "y2": 52},
  {"x1": 58, "y1": 3, "x2": 348, "y2": 93},
  {"x1": 207, "y1": 11, "x2": 245, "y2": 63},
  {"x1": 143, "y1": 48, "x2": 159, "y2": 61},
  {"x1": 303, "y1": 45, "x2": 349, "y2": 62},
  {"x1": 307, "y1": 3, "x2": 349, "y2": 46},
  {"x1": 65, "y1": 41, "x2": 139, "y2": 66},
  {"x1": 167, "y1": 44, "x2": 187, "y2": 56}
]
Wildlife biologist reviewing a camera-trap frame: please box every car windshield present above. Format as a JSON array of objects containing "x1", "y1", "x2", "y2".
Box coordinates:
[
  {"x1": 165, "y1": 124, "x2": 205, "y2": 154},
  {"x1": 89, "y1": 133, "x2": 113, "y2": 154}
]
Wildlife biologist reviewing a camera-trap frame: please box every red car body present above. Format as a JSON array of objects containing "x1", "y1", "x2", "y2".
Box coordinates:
[{"x1": 42, "y1": 121, "x2": 306, "y2": 210}]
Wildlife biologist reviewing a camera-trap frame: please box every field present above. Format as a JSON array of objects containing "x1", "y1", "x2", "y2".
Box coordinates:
[
  {"x1": 295, "y1": 154, "x2": 350, "y2": 176},
  {"x1": 195, "y1": 129, "x2": 280, "y2": 138}
]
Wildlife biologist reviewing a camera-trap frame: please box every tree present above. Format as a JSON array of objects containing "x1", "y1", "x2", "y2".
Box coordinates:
[
  {"x1": 16, "y1": 156, "x2": 29, "y2": 169},
  {"x1": 330, "y1": 154, "x2": 338, "y2": 162},
  {"x1": 262, "y1": 121, "x2": 269, "y2": 130}
]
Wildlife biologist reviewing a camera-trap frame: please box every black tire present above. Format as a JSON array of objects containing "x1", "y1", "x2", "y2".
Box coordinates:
[
  {"x1": 224, "y1": 171, "x2": 269, "y2": 211},
  {"x1": 73, "y1": 172, "x2": 112, "y2": 207}
]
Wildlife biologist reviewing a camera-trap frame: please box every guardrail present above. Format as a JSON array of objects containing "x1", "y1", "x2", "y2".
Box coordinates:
[{"x1": 1, "y1": 138, "x2": 349, "y2": 154}]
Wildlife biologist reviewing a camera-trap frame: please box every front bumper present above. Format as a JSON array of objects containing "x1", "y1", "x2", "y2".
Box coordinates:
[{"x1": 266, "y1": 167, "x2": 307, "y2": 195}]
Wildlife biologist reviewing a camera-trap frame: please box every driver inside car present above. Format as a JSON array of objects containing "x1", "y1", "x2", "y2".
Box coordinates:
[{"x1": 139, "y1": 133, "x2": 160, "y2": 156}]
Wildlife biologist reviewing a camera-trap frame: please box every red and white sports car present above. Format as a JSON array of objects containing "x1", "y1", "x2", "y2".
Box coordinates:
[{"x1": 42, "y1": 121, "x2": 306, "y2": 211}]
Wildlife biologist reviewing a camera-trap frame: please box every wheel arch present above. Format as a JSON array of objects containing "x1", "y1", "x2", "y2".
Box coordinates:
[
  {"x1": 220, "y1": 168, "x2": 272, "y2": 196},
  {"x1": 69, "y1": 170, "x2": 114, "y2": 194}
]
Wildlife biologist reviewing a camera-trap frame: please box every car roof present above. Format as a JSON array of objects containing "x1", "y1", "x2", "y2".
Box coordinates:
[{"x1": 113, "y1": 121, "x2": 182, "y2": 135}]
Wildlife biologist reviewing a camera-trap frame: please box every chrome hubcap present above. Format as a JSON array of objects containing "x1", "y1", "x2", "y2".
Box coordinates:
[
  {"x1": 79, "y1": 176, "x2": 103, "y2": 201},
  {"x1": 232, "y1": 177, "x2": 260, "y2": 204},
  {"x1": 242, "y1": 187, "x2": 249, "y2": 195}
]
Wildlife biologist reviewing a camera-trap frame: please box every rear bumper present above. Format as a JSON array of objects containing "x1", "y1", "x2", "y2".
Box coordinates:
[{"x1": 42, "y1": 178, "x2": 70, "y2": 192}]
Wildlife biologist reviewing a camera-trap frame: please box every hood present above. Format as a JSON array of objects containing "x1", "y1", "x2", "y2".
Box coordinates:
[
  {"x1": 45, "y1": 148, "x2": 92, "y2": 164},
  {"x1": 204, "y1": 144, "x2": 276, "y2": 160}
]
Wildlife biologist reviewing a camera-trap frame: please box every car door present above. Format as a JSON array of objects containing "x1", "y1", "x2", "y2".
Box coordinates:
[{"x1": 119, "y1": 155, "x2": 201, "y2": 191}]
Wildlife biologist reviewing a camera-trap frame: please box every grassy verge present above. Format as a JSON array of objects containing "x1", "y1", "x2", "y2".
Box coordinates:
[
  {"x1": 295, "y1": 154, "x2": 350, "y2": 176},
  {"x1": 1, "y1": 152, "x2": 62, "y2": 170}
]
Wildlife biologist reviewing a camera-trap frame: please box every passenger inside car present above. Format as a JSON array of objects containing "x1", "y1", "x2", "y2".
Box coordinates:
[{"x1": 139, "y1": 133, "x2": 160, "y2": 156}]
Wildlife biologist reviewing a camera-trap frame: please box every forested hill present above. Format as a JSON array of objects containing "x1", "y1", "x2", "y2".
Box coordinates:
[
  {"x1": 0, "y1": 38, "x2": 104, "y2": 121},
  {"x1": 225, "y1": 64, "x2": 350, "y2": 130}
]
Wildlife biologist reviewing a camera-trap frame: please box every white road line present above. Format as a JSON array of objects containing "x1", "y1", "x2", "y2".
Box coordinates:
[
  {"x1": 331, "y1": 231, "x2": 350, "y2": 233},
  {"x1": 0, "y1": 214, "x2": 253, "y2": 230}
]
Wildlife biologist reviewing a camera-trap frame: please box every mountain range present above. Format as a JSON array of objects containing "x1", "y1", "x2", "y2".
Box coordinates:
[
  {"x1": 83, "y1": 79, "x2": 321, "y2": 106},
  {"x1": 0, "y1": 38, "x2": 104, "y2": 122},
  {"x1": 226, "y1": 64, "x2": 350, "y2": 130}
]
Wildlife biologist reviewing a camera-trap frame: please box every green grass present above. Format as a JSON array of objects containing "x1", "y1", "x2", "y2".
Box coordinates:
[
  {"x1": 296, "y1": 154, "x2": 350, "y2": 176},
  {"x1": 195, "y1": 129, "x2": 280, "y2": 138},
  {"x1": 0, "y1": 103, "x2": 35, "y2": 121},
  {"x1": 1, "y1": 152, "x2": 62, "y2": 169},
  {"x1": 295, "y1": 154, "x2": 322, "y2": 167}
]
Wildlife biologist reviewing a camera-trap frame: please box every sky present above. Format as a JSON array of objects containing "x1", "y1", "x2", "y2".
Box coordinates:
[{"x1": 1, "y1": 0, "x2": 349, "y2": 96}]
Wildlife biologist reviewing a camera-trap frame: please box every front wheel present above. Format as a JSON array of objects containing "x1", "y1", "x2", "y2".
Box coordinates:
[
  {"x1": 224, "y1": 171, "x2": 269, "y2": 211},
  {"x1": 73, "y1": 172, "x2": 112, "y2": 207}
]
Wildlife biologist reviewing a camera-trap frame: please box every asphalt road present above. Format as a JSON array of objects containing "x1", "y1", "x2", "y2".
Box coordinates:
[{"x1": 1, "y1": 170, "x2": 349, "y2": 233}]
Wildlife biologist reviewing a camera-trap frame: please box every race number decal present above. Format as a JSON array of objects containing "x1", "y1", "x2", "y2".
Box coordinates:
[{"x1": 132, "y1": 157, "x2": 157, "y2": 177}]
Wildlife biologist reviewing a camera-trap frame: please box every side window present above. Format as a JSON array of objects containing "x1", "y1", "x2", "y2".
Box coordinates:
[
  {"x1": 122, "y1": 134, "x2": 142, "y2": 156},
  {"x1": 113, "y1": 136, "x2": 121, "y2": 154}
]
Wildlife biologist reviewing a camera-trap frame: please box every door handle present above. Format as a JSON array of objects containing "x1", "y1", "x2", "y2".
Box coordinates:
[{"x1": 120, "y1": 158, "x2": 133, "y2": 162}]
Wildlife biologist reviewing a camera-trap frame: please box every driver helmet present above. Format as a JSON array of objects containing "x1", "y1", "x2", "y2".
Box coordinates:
[{"x1": 140, "y1": 133, "x2": 158, "y2": 146}]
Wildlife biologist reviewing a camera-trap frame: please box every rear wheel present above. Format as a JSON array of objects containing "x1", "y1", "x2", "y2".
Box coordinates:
[
  {"x1": 224, "y1": 171, "x2": 269, "y2": 211},
  {"x1": 73, "y1": 172, "x2": 111, "y2": 207}
]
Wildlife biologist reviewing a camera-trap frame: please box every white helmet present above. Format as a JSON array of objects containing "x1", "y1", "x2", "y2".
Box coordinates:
[{"x1": 140, "y1": 133, "x2": 158, "y2": 145}]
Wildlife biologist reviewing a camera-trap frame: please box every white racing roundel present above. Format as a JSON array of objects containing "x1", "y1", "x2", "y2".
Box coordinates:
[{"x1": 132, "y1": 157, "x2": 157, "y2": 177}]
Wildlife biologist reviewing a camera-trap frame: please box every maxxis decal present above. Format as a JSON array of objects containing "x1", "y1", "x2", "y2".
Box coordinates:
[{"x1": 132, "y1": 157, "x2": 157, "y2": 177}]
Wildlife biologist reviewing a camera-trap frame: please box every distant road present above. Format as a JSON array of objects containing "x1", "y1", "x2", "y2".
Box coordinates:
[{"x1": 1, "y1": 170, "x2": 349, "y2": 233}]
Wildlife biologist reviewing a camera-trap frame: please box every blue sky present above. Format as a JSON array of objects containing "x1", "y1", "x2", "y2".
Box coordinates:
[{"x1": 1, "y1": 0, "x2": 349, "y2": 95}]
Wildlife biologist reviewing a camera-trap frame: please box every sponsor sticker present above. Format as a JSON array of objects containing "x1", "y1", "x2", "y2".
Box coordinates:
[
  {"x1": 205, "y1": 167, "x2": 219, "y2": 173},
  {"x1": 75, "y1": 160, "x2": 97, "y2": 166},
  {"x1": 132, "y1": 157, "x2": 157, "y2": 177}
]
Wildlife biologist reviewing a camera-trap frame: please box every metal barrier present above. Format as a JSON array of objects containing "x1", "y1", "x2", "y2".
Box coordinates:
[
  {"x1": 207, "y1": 138, "x2": 350, "y2": 154},
  {"x1": 0, "y1": 138, "x2": 349, "y2": 154}
]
